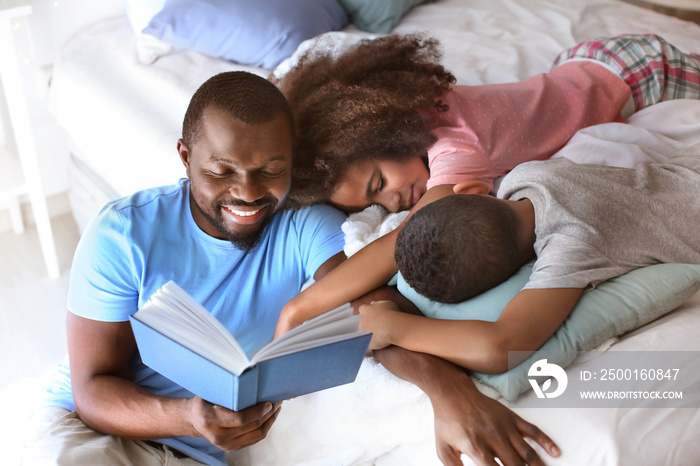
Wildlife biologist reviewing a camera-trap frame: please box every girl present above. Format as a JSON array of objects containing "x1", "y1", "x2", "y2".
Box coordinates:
[{"x1": 273, "y1": 33, "x2": 700, "y2": 336}]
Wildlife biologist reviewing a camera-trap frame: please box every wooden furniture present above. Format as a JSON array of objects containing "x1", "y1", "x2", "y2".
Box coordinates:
[{"x1": 0, "y1": 1, "x2": 59, "y2": 279}]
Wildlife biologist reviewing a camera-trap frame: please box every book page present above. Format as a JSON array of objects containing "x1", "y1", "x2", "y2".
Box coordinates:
[
  {"x1": 133, "y1": 282, "x2": 251, "y2": 375},
  {"x1": 251, "y1": 303, "x2": 367, "y2": 364}
]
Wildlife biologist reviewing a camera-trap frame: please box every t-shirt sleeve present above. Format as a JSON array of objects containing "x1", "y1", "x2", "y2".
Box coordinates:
[
  {"x1": 525, "y1": 234, "x2": 628, "y2": 290},
  {"x1": 67, "y1": 205, "x2": 141, "y2": 322},
  {"x1": 293, "y1": 204, "x2": 347, "y2": 279},
  {"x1": 426, "y1": 127, "x2": 499, "y2": 192}
]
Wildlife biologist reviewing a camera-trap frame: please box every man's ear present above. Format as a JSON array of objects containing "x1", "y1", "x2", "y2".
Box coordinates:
[
  {"x1": 453, "y1": 180, "x2": 490, "y2": 195},
  {"x1": 178, "y1": 139, "x2": 191, "y2": 172}
]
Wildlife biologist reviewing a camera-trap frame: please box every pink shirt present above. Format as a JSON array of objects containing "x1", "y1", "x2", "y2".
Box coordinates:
[{"x1": 424, "y1": 61, "x2": 632, "y2": 191}]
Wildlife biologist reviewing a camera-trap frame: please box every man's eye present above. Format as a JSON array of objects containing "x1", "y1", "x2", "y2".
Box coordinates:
[
  {"x1": 207, "y1": 170, "x2": 231, "y2": 177},
  {"x1": 262, "y1": 170, "x2": 284, "y2": 177}
]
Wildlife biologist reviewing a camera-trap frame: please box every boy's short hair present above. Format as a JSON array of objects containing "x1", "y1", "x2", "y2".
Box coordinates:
[{"x1": 395, "y1": 194, "x2": 526, "y2": 303}]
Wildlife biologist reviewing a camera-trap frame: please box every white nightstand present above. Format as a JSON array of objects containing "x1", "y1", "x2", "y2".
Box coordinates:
[{"x1": 0, "y1": 1, "x2": 60, "y2": 279}]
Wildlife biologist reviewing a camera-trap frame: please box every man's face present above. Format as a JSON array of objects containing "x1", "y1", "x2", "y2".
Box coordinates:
[{"x1": 179, "y1": 106, "x2": 293, "y2": 251}]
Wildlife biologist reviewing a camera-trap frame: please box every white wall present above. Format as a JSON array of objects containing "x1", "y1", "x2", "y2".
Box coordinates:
[
  {"x1": 0, "y1": 0, "x2": 125, "y2": 198},
  {"x1": 27, "y1": 0, "x2": 126, "y2": 68}
]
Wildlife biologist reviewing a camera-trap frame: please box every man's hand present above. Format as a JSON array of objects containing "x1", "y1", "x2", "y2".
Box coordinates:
[
  {"x1": 373, "y1": 345, "x2": 560, "y2": 466},
  {"x1": 188, "y1": 397, "x2": 282, "y2": 451},
  {"x1": 67, "y1": 313, "x2": 284, "y2": 447},
  {"x1": 431, "y1": 382, "x2": 559, "y2": 466}
]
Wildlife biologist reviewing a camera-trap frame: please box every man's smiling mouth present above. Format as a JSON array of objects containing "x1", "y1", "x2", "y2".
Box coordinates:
[{"x1": 225, "y1": 206, "x2": 263, "y2": 217}]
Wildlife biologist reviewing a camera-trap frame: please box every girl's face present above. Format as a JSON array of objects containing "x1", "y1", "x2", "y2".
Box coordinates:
[{"x1": 330, "y1": 156, "x2": 430, "y2": 213}]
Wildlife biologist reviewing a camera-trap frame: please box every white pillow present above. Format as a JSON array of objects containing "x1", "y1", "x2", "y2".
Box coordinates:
[
  {"x1": 124, "y1": 0, "x2": 175, "y2": 64},
  {"x1": 124, "y1": 0, "x2": 166, "y2": 33}
]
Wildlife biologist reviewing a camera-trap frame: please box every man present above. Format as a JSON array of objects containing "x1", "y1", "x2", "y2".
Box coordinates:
[{"x1": 23, "y1": 71, "x2": 558, "y2": 466}]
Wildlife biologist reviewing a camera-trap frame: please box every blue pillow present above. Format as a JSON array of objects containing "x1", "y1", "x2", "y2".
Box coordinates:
[
  {"x1": 143, "y1": 0, "x2": 349, "y2": 68},
  {"x1": 338, "y1": 0, "x2": 426, "y2": 33},
  {"x1": 397, "y1": 262, "x2": 700, "y2": 400}
]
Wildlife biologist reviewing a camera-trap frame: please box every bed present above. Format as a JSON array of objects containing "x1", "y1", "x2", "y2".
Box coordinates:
[{"x1": 48, "y1": 0, "x2": 700, "y2": 464}]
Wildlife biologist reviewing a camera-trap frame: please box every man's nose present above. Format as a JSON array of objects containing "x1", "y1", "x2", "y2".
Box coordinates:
[{"x1": 230, "y1": 174, "x2": 265, "y2": 202}]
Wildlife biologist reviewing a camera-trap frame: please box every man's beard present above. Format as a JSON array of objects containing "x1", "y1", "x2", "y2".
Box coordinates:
[{"x1": 193, "y1": 197, "x2": 277, "y2": 253}]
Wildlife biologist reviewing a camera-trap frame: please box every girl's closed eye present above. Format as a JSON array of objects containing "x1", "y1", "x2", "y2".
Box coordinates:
[{"x1": 376, "y1": 175, "x2": 384, "y2": 192}]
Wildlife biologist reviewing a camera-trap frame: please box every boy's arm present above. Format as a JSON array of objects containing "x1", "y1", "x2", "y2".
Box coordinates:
[
  {"x1": 275, "y1": 184, "x2": 457, "y2": 338},
  {"x1": 68, "y1": 312, "x2": 281, "y2": 450},
  {"x1": 360, "y1": 287, "x2": 584, "y2": 373},
  {"x1": 275, "y1": 231, "x2": 397, "y2": 336}
]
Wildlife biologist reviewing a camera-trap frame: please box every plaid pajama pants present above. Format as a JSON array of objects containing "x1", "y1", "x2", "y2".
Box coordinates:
[{"x1": 553, "y1": 34, "x2": 700, "y2": 111}]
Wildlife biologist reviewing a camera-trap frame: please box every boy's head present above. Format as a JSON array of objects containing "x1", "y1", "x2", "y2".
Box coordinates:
[{"x1": 395, "y1": 194, "x2": 528, "y2": 303}]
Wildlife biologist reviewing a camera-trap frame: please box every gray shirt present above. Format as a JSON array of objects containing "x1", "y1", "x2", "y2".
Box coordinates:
[{"x1": 497, "y1": 143, "x2": 700, "y2": 289}]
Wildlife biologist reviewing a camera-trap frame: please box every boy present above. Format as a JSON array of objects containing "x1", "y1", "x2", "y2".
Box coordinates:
[{"x1": 360, "y1": 143, "x2": 700, "y2": 374}]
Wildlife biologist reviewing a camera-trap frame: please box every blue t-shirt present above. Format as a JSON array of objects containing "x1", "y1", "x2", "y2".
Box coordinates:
[{"x1": 45, "y1": 179, "x2": 345, "y2": 465}]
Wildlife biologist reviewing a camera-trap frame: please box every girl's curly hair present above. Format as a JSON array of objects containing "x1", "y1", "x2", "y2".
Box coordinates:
[{"x1": 271, "y1": 33, "x2": 456, "y2": 208}]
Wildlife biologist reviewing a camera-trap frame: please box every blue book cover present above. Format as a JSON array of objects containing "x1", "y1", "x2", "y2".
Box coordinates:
[{"x1": 129, "y1": 282, "x2": 371, "y2": 411}]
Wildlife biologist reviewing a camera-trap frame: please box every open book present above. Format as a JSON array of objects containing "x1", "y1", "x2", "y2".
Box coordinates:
[{"x1": 130, "y1": 281, "x2": 372, "y2": 411}]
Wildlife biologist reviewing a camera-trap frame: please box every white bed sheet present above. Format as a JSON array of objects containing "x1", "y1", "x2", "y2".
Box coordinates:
[
  {"x1": 393, "y1": 0, "x2": 700, "y2": 85},
  {"x1": 238, "y1": 296, "x2": 700, "y2": 466}
]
